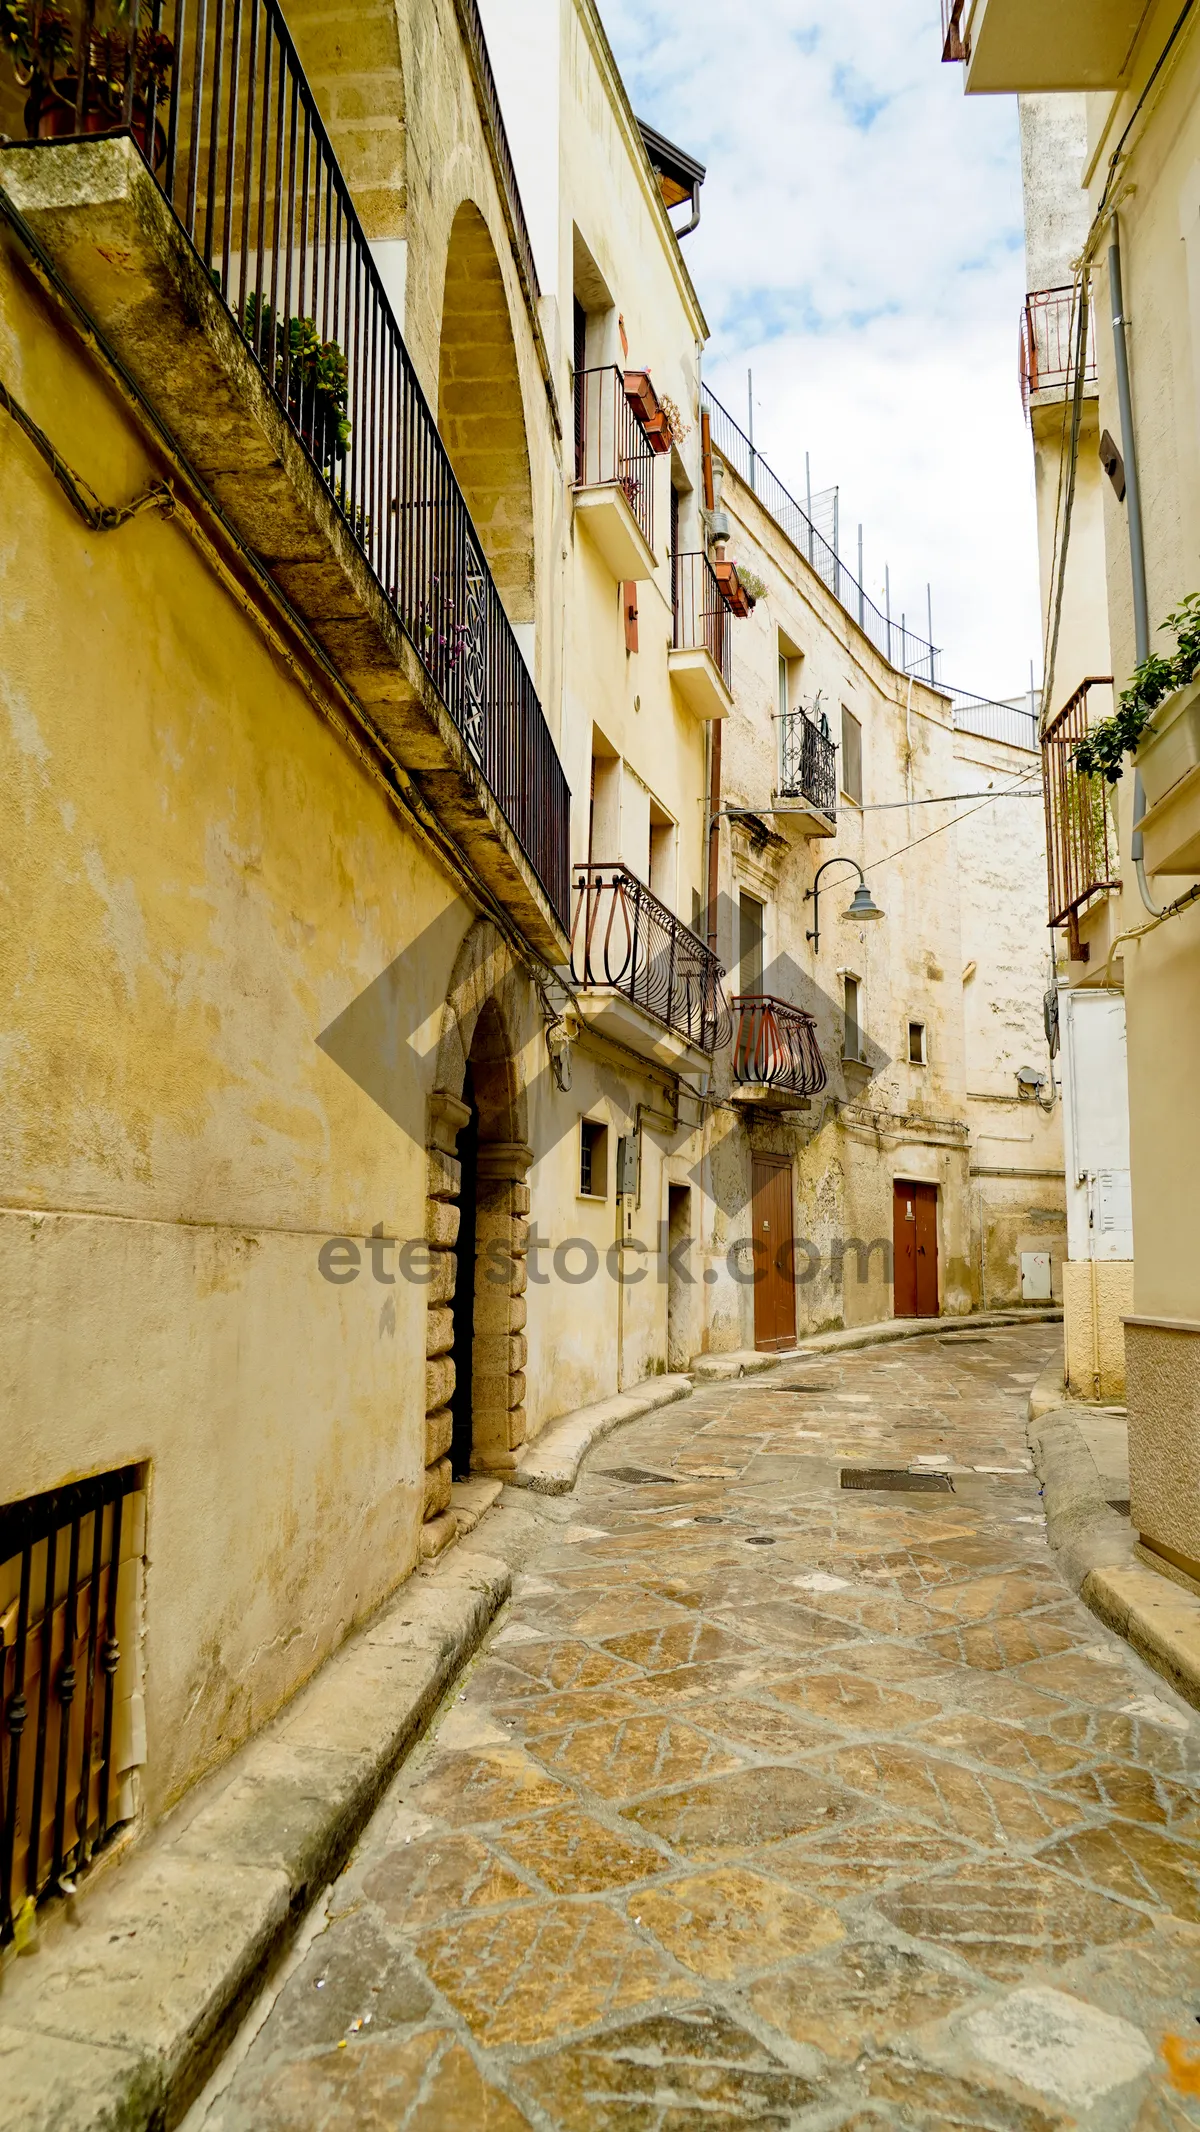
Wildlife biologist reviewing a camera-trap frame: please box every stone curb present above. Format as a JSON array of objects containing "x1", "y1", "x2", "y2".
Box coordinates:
[
  {"x1": 511, "y1": 1375, "x2": 693, "y2": 1494},
  {"x1": 687, "y1": 1309, "x2": 1062, "y2": 1385},
  {"x1": 1028, "y1": 1402, "x2": 1200, "y2": 1718},
  {"x1": 0, "y1": 1548, "x2": 511, "y2": 2132}
]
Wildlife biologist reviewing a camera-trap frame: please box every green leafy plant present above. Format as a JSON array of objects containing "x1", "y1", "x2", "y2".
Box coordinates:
[
  {"x1": 244, "y1": 297, "x2": 352, "y2": 468},
  {"x1": 736, "y1": 565, "x2": 768, "y2": 605},
  {"x1": 1072, "y1": 594, "x2": 1200, "y2": 782},
  {"x1": 0, "y1": 0, "x2": 72, "y2": 79}
]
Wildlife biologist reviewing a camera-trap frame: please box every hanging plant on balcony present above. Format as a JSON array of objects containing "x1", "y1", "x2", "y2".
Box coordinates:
[
  {"x1": 4, "y1": 0, "x2": 175, "y2": 166},
  {"x1": 244, "y1": 297, "x2": 352, "y2": 473},
  {"x1": 1072, "y1": 593, "x2": 1200, "y2": 782}
]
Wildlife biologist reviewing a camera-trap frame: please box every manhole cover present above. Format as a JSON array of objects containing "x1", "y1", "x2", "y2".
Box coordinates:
[
  {"x1": 939, "y1": 1334, "x2": 991, "y2": 1345},
  {"x1": 840, "y1": 1468, "x2": 955, "y2": 1493},
  {"x1": 744, "y1": 1535, "x2": 777, "y2": 1546},
  {"x1": 601, "y1": 1467, "x2": 677, "y2": 1486},
  {"x1": 762, "y1": 1384, "x2": 836, "y2": 1394},
  {"x1": 692, "y1": 1515, "x2": 724, "y2": 1524}
]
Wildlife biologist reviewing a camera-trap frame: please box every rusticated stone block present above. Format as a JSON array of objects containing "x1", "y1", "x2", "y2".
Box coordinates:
[
  {"x1": 427, "y1": 1148, "x2": 461, "y2": 1203},
  {"x1": 428, "y1": 1250, "x2": 456, "y2": 1305},
  {"x1": 508, "y1": 1334, "x2": 528, "y2": 1374},
  {"x1": 511, "y1": 1181, "x2": 531, "y2": 1217},
  {"x1": 506, "y1": 1403, "x2": 527, "y2": 1451},
  {"x1": 425, "y1": 1407, "x2": 453, "y2": 1466},
  {"x1": 419, "y1": 1510, "x2": 457, "y2": 1560},
  {"x1": 426, "y1": 1355, "x2": 455, "y2": 1415},
  {"x1": 510, "y1": 1215, "x2": 530, "y2": 1257},
  {"x1": 426, "y1": 1198, "x2": 461, "y2": 1249},
  {"x1": 426, "y1": 1305, "x2": 454, "y2": 1358},
  {"x1": 423, "y1": 1456, "x2": 452, "y2": 1520},
  {"x1": 511, "y1": 1256, "x2": 528, "y2": 1297},
  {"x1": 509, "y1": 1294, "x2": 528, "y2": 1334}
]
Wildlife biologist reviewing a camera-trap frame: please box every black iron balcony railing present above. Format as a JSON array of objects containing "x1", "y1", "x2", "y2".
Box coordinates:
[
  {"x1": 574, "y1": 366, "x2": 656, "y2": 555},
  {"x1": 732, "y1": 995, "x2": 827, "y2": 1099},
  {"x1": 2, "y1": 1466, "x2": 142, "y2": 1945},
  {"x1": 1042, "y1": 677, "x2": 1119, "y2": 956},
  {"x1": 673, "y1": 551, "x2": 731, "y2": 692},
  {"x1": 571, "y1": 863, "x2": 731, "y2": 1054},
  {"x1": 779, "y1": 708, "x2": 837, "y2": 820},
  {"x1": 11, "y1": 0, "x2": 569, "y2": 927}
]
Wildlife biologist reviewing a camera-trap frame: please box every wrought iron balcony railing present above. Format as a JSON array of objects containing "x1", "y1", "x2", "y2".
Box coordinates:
[
  {"x1": 673, "y1": 550, "x2": 731, "y2": 692},
  {"x1": 10, "y1": 0, "x2": 569, "y2": 928},
  {"x1": 574, "y1": 366, "x2": 656, "y2": 555},
  {"x1": 1019, "y1": 287, "x2": 1097, "y2": 415},
  {"x1": 1042, "y1": 677, "x2": 1119, "y2": 955},
  {"x1": 779, "y1": 708, "x2": 837, "y2": 820},
  {"x1": 732, "y1": 995, "x2": 827, "y2": 1099},
  {"x1": 571, "y1": 863, "x2": 731, "y2": 1054},
  {"x1": 2, "y1": 1466, "x2": 142, "y2": 1946}
]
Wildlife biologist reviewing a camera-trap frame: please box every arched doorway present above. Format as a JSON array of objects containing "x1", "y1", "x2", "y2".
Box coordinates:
[
  {"x1": 421, "y1": 925, "x2": 533, "y2": 1554},
  {"x1": 437, "y1": 202, "x2": 535, "y2": 632}
]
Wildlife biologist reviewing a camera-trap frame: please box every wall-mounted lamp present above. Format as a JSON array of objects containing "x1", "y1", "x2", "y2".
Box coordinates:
[{"x1": 805, "y1": 857, "x2": 884, "y2": 954}]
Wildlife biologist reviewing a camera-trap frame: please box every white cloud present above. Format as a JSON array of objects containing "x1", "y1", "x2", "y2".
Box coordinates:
[{"x1": 599, "y1": 0, "x2": 1042, "y2": 698}]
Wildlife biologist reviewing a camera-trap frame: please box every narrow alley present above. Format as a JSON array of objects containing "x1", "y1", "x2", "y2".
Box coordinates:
[{"x1": 194, "y1": 1325, "x2": 1200, "y2": 2131}]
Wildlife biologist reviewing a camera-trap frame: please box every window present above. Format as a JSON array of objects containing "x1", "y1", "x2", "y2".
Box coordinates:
[
  {"x1": 841, "y1": 705, "x2": 863, "y2": 805},
  {"x1": 844, "y1": 975, "x2": 862, "y2": 1061},
  {"x1": 908, "y1": 1020, "x2": 927, "y2": 1065},
  {"x1": 579, "y1": 1118, "x2": 608, "y2": 1198},
  {"x1": 649, "y1": 804, "x2": 677, "y2": 906},
  {"x1": 738, "y1": 890, "x2": 765, "y2": 995}
]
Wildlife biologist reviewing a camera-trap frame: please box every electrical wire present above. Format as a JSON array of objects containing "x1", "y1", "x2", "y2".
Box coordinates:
[
  {"x1": 867, "y1": 763, "x2": 1045, "y2": 872},
  {"x1": 0, "y1": 374, "x2": 175, "y2": 531}
]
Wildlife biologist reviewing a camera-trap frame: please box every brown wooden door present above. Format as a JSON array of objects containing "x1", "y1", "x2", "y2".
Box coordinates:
[
  {"x1": 752, "y1": 1156, "x2": 797, "y2": 1352},
  {"x1": 893, "y1": 1180, "x2": 938, "y2": 1318}
]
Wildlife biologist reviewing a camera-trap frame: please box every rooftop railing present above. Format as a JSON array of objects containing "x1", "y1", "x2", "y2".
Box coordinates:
[
  {"x1": 1020, "y1": 286, "x2": 1097, "y2": 415},
  {"x1": 574, "y1": 366, "x2": 656, "y2": 556},
  {"x1": 732, "y1": 995, "x2": 827, "y2": 1100},
  {"x1": 779, "y1": 707, "x2": 838, "y2": 819},
  {"x1": 12, "y1": 0, "x2": 570, "y2": 928},
  {"x1": 673, "y1": 550, "x2": 731, "y2": 691},
  {"x1": 949, "y1": 687, "x2": 1040, "y2": 752},
  {"x1": 571, "y1": 863, "x2": 731, "y2": 1055},
  {"x1": 702, "y1": 386, "x2": 941, "y2": 684},
  {"x1": 1042, "y1": 677, "x2": 1119, "y2": 953}
]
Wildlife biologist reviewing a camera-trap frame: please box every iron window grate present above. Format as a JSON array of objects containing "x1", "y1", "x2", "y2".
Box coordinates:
[{"x1": 840, "y1": 1468, "x2": 955, "y2": 1493}]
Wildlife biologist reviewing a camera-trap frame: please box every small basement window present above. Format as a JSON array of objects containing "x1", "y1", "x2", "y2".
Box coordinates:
[
  {"x1": 908, "y1": 1020, "x2": 927, "y2": 1064},
  {"x1": 844, "y1": 975, "x2": 862, "y2": 1062},
  {"x1": 579, "y1": 1118, "x2": 608, "y2": 1198}
]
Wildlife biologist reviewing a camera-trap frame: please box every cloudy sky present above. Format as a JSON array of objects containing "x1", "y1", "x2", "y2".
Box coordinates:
[{"x1": 600, "y1": 0, "x2": 1040, "y2": 702}]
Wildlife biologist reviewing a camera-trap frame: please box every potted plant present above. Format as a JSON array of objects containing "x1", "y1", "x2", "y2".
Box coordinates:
[
  {"x1": 1073, "y1": 592, "x2": 1200, "y2": 875},
  {"x1": 713, "y1": 556, "x2": 754, "y2": 618},
  {"x1": 3, "y1": 0, "x2": 174, "y2": 167},
  {"x1": 623, "y1": 368, "x2": 659, "y2": 425},
  {"x1": 245, "y1": 296, "x2": 353, "y2": 475}
]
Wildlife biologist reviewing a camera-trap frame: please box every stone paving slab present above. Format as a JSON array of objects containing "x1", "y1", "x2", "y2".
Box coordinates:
[
  {"x1": 194, "y1": 1324, "x2": 1200, "y2": 2130},
  {"x1": 0, "y1": 1548, "x2": 512, "y2": 2131},
  {"x1": 512, "y1": 1375, "x2": 693, "y2": 1494}
]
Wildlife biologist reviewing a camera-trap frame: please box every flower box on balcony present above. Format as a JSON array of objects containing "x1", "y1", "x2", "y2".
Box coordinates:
[
  {"x1": 623, "y1": 369, "x2": 660, "y2": 424},
  {"x1": 641, "y1": 410, "x2": 673, "y2": 456},
  {"x1": 1136, "y1": 679, "x2": 1200, "y2": 876},
  {"x1": 713, "y1": 558, "x2": 753, "y2": 618}
]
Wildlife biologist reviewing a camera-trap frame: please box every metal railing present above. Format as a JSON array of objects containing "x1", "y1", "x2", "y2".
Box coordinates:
[
  {"x1": 1042, "y1": 678, "x2": 1119, "y2": 945},
  {"x1": 779, "y1": 707, "x2": 838, "y2": 819},
  {"x1": 571, "y1": 863, "x2": 731, "y2": 1054},
  {"x1": 575, "y1": 366, "x2": 656, "y2": 556},
  {"x1": 2, "y1": 1466, "x2": 142, "y2": 1945},
  {"x1": 702, "y1": 387, "x2": 941, "y2": 684},
  {"x1": 13, "y1": 0, "x2": 570, "y2": 927},
  {"x1": 1020, "y1": 286, "x2": 1097, "y2": 415},
  {"x1": 732, "y1": 995, "x2": 827, "y2": 1099},
  {"x1": 949, "y1": 688, "x2": 1040, "y2": 752},
  {"x1": 673, "y1": 551, "x2": 731, "y2": 692}
]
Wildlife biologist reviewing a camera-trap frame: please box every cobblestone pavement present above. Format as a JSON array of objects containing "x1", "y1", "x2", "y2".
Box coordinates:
[{"x1": 202, "y1": 1325, "x2": 1200, "y2": 2130}]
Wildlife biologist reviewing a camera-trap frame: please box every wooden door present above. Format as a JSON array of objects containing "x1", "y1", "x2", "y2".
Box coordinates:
[
  {"x1": 752, "y1": 1155, "x2": 797, "y2": 1352},
  {"x1": 893, "y1": 1180, "x2": 938, "y2": 1318}
]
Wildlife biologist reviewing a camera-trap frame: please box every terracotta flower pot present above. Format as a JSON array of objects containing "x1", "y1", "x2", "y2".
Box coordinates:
[
  {"x1": 642, "y1": 410, "x2": 672, "y2": 455},
  {"x1": 623, "y1": 368, "x2": 660, "y2": 424},
  {"x1": 26, "y1": 74, "x2": 167, "y2": 167}
]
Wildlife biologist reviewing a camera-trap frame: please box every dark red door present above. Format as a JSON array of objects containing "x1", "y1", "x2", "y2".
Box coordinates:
[
  {"x1": 893, "y1": 1180, "x2": 938, "y2": 1318},
  {"x1": 752, "y1": 1156, "x2": 797, "y2": 1352}
]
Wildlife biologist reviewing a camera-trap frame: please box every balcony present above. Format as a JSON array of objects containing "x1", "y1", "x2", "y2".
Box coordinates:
[
  {"x1": 1043, "y1": 678, "x2": 1120, "y2": 962},
  {"x1": 0, "y1": 0, "x2": 569, "y2": 950},
  {"x1": 942, "y1": 0, "x2": 1149, "y2": 90},
  {"x1": 573, "y1": 366, "x2": 657, "y2": 581},
  {"x1": 731, "y1": 995, "x2": 827, "y2": 1106},
  {"x1": 570, "y1": 863, "x2": 731, "y2": 1069},
  {"x1": 775, "y1": 709, "x2": 837, "y2": 835},
  {"x1": 669, "y1": 552, "x2": 733, "y2": 720},
  {"x1": 1020, "y1": 289, "x2": 1097, "y2": 415}
]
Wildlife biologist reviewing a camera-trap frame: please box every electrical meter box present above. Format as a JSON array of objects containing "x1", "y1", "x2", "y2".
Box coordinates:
[{"x1": 616, "y1": 1132, "x2": 641, "y2": 1199}]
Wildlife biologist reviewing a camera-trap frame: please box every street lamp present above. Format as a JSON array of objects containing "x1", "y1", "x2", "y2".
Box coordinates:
[{"x1": 804, "y1": 857, "x2": 885, "y2": 953}]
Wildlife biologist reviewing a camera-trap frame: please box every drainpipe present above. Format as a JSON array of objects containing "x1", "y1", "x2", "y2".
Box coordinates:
[{"x1": 1109, "y1": 213, "x2": 1164, "y2": 915}]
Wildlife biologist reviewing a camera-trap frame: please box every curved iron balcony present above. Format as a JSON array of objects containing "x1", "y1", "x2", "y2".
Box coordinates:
[
  {"x1": 779, "y1": 708, "x2": 837, "y2": 824},
  {"x1": 732, "y1": 994, "x2": 827, "y2": 1098},
  {"x1": 571, "y1": 864, "x2": 731, "y2": 1054}
]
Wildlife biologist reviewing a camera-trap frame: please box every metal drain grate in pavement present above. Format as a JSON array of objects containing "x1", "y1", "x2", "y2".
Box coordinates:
[
  {"x1": 840, "y1": 1468, "x2": 955, "y2": 1493},
  {"x1": 600, "y1": 1467, "x2": 678, "y2": 1486},
  {"x1": 939, "y1": 1334, "x2": 991, "y2": 1346}
]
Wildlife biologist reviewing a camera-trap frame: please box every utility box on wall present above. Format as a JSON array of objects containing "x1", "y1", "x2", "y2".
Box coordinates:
[{"x1": 1020, "y1": 1250, "x2": 1053, "y2": 1301}]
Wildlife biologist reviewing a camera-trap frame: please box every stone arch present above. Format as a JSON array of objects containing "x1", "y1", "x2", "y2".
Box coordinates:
[
  {"x1": 438, "y1": 201, "x2": 536, "y2": 628},
  {"x1": 421, "y1": 921, "x2": 532, "y2": 1554}
]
